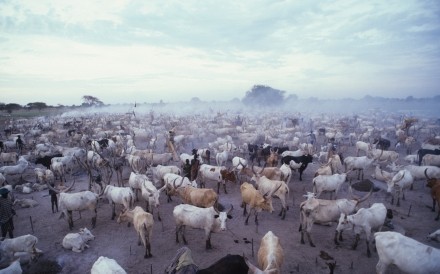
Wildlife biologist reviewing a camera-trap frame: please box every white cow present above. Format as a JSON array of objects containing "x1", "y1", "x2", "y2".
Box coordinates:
[
  {"x1": 91, "y1": 256, "x2": 127, "y2": 274},
  {"x1": 375, "y1": 231, "x2": 440, "y2": 274},
  {"x1": 335, "y1": 203, "x2": 387, "y2": 257},
  {"x1": 0, "y1": 234, "x2": 42, "y2": 261},
  {"x1": 173, "y1": 204, "x2": 233, "y2": 249},
  {"x1": 62, "y1": 227, "x2": 95, "y2": 253}
]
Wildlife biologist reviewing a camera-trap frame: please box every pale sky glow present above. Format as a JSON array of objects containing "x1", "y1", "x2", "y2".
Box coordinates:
[{"x1": 1, "y1": 0, "x2": 439, "y2": 106}]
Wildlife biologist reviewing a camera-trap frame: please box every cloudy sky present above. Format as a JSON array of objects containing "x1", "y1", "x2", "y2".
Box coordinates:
[{"x1": 1, "y1": 0, "x2": 439, "y2": 106}]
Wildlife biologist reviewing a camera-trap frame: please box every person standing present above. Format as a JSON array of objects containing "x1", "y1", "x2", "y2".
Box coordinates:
[
  {"x1": 0, "y1": 188, "x2": 15, "y2": 239},
  {"x1": 49, "y1": 183, "x2": 59, "y2": 213},
  {"x1": 16, "y1": 135, "x2": 24, "y2": 154}
]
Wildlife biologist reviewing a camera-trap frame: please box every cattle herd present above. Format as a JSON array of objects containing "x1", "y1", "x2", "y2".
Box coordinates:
[{"x1": 0, "y1": 104, "x2": 440, "y2": 273}]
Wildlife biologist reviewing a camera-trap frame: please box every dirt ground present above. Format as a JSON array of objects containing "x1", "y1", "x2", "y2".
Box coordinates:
[{"x1": 4, "y1": 133, "x2": 440, "y2": 274}]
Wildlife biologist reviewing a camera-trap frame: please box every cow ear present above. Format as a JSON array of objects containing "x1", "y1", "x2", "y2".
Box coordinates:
[
  {"x1": 214, "y1": 214, "x2": 219, "y2": 219},
  {"x1": 227, "y1": 215, "x2": 233, "y2": 219}
]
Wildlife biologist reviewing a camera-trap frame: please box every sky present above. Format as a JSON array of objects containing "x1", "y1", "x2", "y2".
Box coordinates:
[{"x1": 0, "y1": 0, "x2": 439, "y2": 106}]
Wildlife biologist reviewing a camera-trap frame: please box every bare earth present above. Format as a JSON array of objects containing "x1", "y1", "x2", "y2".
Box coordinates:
[{"x1": 6, "y1": 137, "x2": 440, "y2": 274}]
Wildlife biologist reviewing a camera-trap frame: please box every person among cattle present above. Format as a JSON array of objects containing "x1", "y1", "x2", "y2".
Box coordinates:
[
  {"x1": 49, "y1": 183, "x2": 59, "y2": 213},
  {"x1": 169, "y1": 130, "x2": 175, "y2": 146},
  {"x1": 182, "y1": 159, "x2": 191, "y2": 179},
  {"x1": 309, "y1": 131, "x2": 316, "y2": 145},
  {"x1": 0, "y1": 188, "x2": 16, "y2": 239},
  {"x1": 190, "y1": 150, "x2": 200, "y2": 181},
  {"x1": 16, "y1": 134, "x2": 24, "y2": 154}
]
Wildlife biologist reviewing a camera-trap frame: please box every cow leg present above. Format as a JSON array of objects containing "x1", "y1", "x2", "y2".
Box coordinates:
[
  {"x1": 145, "y1": 240, "x2": 152, "y2": 258},
  {"x1": 175, "y1": 225, "x2": 181, "y2": 243},
  {"x1": 366, "y1": 240, "x2": 371, "y2": 257},
  {"x1": 300, "y1": 229, "x2": 305, "y2": 245},
  {"x1": 68, "y1": 211, "x2": 74, "y2": 230},
  {"x1": 436, "y1": 202, "x2": 440, "y2": 221},
  {"x1": 92, "y1": 208, "x2": 97, "y2": 228},
  {"x1": 376, "y1": 260, "x2": 389, "y2": 274},
  {"x1": 206, "y1": 232, "x2": 212, "y2": 249},
  {"x1": 223, "y1": 182, "x2": 227, "y2": 194},
  {"x1": 241, "y1": 202, "x2": 247, "y2": 216},
  {"x1": 217, "y1": 182, "x2": 220, "y2": 194},
  {"x1": 254, "y1": 212, "x2": 259, "y2": 225},
  {"x1": 181, "y1": 226, "x2": 188, "y2": 244},
  {"x1": 334, "y1": 231, "x2": 340, "y2": 245},
  {"x1": 245, "y1": 211, "x2": 251, "y2": 225},
  {"x1": 432, "y1": 199, "x2": 436, "y2": 212},
  {"x1": 339, "y1": 230, "x2": 344, "y2": 242},
  {"x1": 306, "y1": 232, "x2": 315, "y2": 247},
  {"x1": 352, "y1": 234, "x2": 360, "y2": 250},
  {"x1": 111, "y1": 203, "x2": 116, "y2": 220}
]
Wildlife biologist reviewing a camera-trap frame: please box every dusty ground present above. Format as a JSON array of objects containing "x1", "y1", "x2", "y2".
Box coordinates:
[{"x1": 5, "y1": 136, "x2": 440, "y2": 274}]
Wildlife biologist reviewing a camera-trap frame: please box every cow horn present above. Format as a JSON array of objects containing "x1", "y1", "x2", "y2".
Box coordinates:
[
  {"x1": 46, "y1": 181, "x2": 60, "y2": 194},
  {"x1": 270, "y1": 183, "x2": 282, "y2": 196},
  {"x1": 357, "y1": 184, "x2": 373, "y2": 204},
  {"x1": 172, "y1": 178, "x2": 179, "y2": 189},
  {"x1": 395, "y1": 171, "x2": 405, "y2": 183},
  {"x1": 227, "y1": 204, "x2": 233, "y2": 214},
  {"x1": 424, "y1": 168, "x2": 431, "y2": 180}
]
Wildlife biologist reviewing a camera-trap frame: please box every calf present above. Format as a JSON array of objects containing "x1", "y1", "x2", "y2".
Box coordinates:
[
  {"x1": 0, "y1": 259, "x2": 21, "y2": 274},
  {"x1": 173, "y1": 204, "x2": 233, "y2": 249},
  {"x1": 62, "y1": 228, "x2": 95, "y2": 253},
  {"x1": 375, "y1": 231, "x2": 440, "y2": 274},
  {"x1": 335, "y1": 203, "x2": 387, "y2": 257}
]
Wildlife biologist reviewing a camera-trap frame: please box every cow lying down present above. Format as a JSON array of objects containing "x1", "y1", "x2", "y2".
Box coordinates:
[{"x1": 62, "y1": 228, "x2": 95, "y2": 253}]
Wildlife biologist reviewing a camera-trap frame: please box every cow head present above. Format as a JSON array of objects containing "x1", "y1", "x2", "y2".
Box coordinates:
[
  {"x1": 213, "y1": 205, "x2": 233, "y2": 231},
  {"x1": 79, "y1": 227, "x2": 95, "y2": 242}
]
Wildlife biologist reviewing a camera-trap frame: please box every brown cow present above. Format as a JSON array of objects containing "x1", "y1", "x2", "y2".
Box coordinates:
[
  {"x1": 240, "y1": 182, "x2": 275, "y2": 225},
  {"x1": 425, "y1": 168, "x2": 440, "y2": 220}
]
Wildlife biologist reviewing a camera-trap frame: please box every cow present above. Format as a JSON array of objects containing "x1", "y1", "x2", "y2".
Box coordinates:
[
  {"x1": 0, "y1": 234, "x2": 43, "y2": 261},
  {"x1": 255, "y1": 231, "x2": 284, "y2": 274},
  {"x1": 173, "y1": 203, "x2": 233, "y2": 249},
  {"x1": 117, "y1": 206, "x2": 154, "y2": 258},
  {"x1": 373, "y1": 137, "x2": 391, "y2": 150},
  {"x1": 174, "y1": 182, "x2": 218, "y2": 208},
  {"x1": 47, "y1": 181, "x2": 101, "y2": 230},
  {"x1": 281, "y1": 154, "x2": 313, "y2": 181},
  {"x1": 102, "y1": 185, "x2": 135, "y2": 220},
  {"x1": 91, "y1": 256, "x2": 127, "y2": 274},
  {"x1": 62, "y1": 228, "x2": 95, "y2": 253},
  {"x1": 299, "y1": 187, "x2": 372, "y2": 247},
  {"x1": 197, "y1": 164, "x2": 237, "y2": 194},
  {"x1": 335, "y1": 203, "x2": 387, "y2": 257},
  {"x1": 417, "y1": 148, "x2": 440, "y2": 166},
  {"x1": 375, "y1": 231, "x2": 440, "y2": 274},
  {"x1": 425, "y1": 169, "x2": 440, "y2": 220},
  {"x1": 240, "y1": 182, "x2": 276, "y2": 225},
  {"x1": 35, "y1": 153, "x2": 63, "y2": 169}
]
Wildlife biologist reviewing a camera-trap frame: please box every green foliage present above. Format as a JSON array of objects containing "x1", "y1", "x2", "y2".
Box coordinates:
[
  {"x1": 4, "y1": 103, "x2": 22, "y2": 114},
  {"x1": 82, "y1": 95, "x2": 104, "y2": 107},
  {"x1": 241, "y1": 85, "x2": 286, "y2": 106},
  {"x1": 26, "y1": 102, "x2": 48, "y2": 111}
]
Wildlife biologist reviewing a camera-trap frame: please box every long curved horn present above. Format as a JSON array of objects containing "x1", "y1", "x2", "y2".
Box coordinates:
[
  {"x1": 424, "y1": 168, "x2": 431, "y2": 180},
  {"x1": 46, "y1": 181, "x2": 60, "y2": 194},
  {"x1": 270, "y1": 183, "x2": 282, "y2": 196},
  {"x1": 172, "y1": 177, "x2": 179, "y2": 189},
  {"x1": 394, "y1": 171, "x2": 405, "y2": 183},
  {"x1": 227, "y1": 204, "x2": 234, "y2": 214}
]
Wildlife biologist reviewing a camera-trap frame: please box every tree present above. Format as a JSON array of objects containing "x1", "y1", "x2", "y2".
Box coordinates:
[
  {"x1": 26, "y1": 102, "x2": 48, "y2": 111},
  {"x1": 241, "y1": 85, "x2": 286, "y2": 106},
  {"x1": 4, "y1": 103, "x2": 22, "y2": 114},
  {"x1": 82, "y1": 95, "x2": 104, "y2": 107}
]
